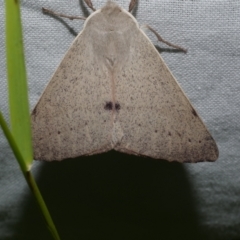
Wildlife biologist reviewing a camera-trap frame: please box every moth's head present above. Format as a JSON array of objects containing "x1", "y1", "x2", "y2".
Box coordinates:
[{"x1": 85, "y1": 1, "x2": 138, "y2": 32}]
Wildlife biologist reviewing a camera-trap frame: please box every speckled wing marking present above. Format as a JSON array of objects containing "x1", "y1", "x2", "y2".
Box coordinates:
[
  {"x1": 113, "y1": 24, "x2": 218, "y2": 162},
  {"x1": 31, "y1": 25, "x2": 114, "y2": 161}
]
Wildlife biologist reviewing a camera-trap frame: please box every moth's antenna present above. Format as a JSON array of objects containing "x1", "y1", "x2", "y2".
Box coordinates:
[
  {"x1": 84, "y1": 0, "x2": 96, "y2": 11},
  {"x1": 129, "y1": 0, "x2": 138, "y2": 12},
  {"x1": 42, "y1": 8, "x2": 86, "y2": 21}
]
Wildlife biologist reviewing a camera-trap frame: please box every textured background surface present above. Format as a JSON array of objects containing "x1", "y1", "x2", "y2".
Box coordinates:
[{"x1": 0, "y1": 0, "x2": 239, "y2": 239}]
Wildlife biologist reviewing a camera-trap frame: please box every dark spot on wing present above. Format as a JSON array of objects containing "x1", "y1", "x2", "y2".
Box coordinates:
[
  {"x1": 104, "y1": 101, "x2": 121, "y2": 111},
  {"x1": 58, "y1": 131, "x2": 61, "y2": 134},
  {"x1": 115, "y1": 103, "x2": 120, "y2": 111},
  {"x1": 168, "y1": 131, "x2": 172, "y2": 136},
  {"x1": 191, "y1": 108, "x2": 197, "y2": 117},
  {"x1": 177, "y1": 131, "x2": 181, "y2": 137},
  {"x1": 104, "y1": 101, "x2": 113, "y2": 110},
  {"x1": 188, "y1": 139, "x2": 191, "y2": 142},
  {"x1": 205, "y1": 135, "x2": 214, "y2": 141},
  {"x1": 32, "y1": 108, "x2": 37, "y2": 115}
]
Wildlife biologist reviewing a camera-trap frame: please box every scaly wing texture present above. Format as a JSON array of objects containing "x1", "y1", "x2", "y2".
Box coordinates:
[
  {"x1": 31, "y1": 26, "x2": 113, "y2": 161},
  {"x1": 113, "y1": 26, "x2": 218, "y2": 162}
]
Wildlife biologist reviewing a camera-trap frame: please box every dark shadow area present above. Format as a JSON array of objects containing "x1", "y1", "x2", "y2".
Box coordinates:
[
  {"x1": 11, "y1": 151, "x2": 207, "y2": 240},
  {"x1": 155, "y1": 45, "x2": 187, "y2": 54},
  {"x1": 78, "y1": 0, "x2": 91, "y2": 18}
]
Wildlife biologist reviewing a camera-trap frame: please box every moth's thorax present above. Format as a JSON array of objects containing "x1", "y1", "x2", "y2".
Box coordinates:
[
  {"x1": 86, "y1": 1, "x2": 138, "y2": 32},
  {"x1": 83, "y1": 1, "x2": 139, "y2": 70}
]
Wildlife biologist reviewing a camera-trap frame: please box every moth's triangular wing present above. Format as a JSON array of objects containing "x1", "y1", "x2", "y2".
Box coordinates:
[
  {"x1": 113, "y1": 26, "x2": 218, "y2": 162},
  {"x1": 32, "y1": 1, "x2": 218, "y2": 162},
  {"x1": 31, "y1": 23, "x2": 113, "y2": 161}
]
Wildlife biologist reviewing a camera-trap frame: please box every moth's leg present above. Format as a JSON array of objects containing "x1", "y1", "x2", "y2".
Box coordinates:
[
  {"x1": 42, "y1": 8, "x2": 86, "y2": 20},
  {"x1": 84, "y1": 0, "x2": 96, "y2": 11},
  {"x1": 145, "y1": 25, "x2": 187, "y2": 53},
  {"x1": 129, "y1": 0, "x2": 138, "y2": 12}
]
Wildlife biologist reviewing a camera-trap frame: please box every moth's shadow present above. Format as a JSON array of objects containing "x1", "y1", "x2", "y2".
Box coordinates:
[
  {"x1": 12, "y1": 151, "x2": 207, "y2": 240},
  {"x1": 155, "y1": 45, "x2": 187, "y2": 54}
]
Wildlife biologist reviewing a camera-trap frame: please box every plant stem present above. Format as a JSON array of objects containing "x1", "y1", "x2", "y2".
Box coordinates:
[{"x1": 0, "y1": 112, "x2": 61, "y2": 240}]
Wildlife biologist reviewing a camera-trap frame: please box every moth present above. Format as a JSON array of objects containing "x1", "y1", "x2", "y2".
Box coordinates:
[{"x1": 31, "y1": 0, "x2": 219, "y2": 162}]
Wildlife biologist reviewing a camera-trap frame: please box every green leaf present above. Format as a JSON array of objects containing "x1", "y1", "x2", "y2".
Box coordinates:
[
  {"x1": 5, "y1": 0, "x2": 33, "y2": 168},
  {"x1": 3, "y1": 1, "x2": 62, "y2": 239}
]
